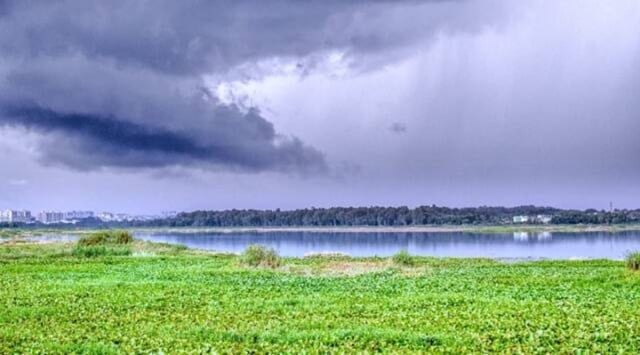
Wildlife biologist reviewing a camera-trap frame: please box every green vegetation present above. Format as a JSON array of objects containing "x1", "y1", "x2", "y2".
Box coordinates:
[
  {"x1": 0, "y1": 229, "x2": 22, "y2": 239},
  {"x1": 241, "y1": 244, "x2": 281, "y2": 268},
  {"x1": 72, "y1": 230, "x2": 135, "y2": 258},
  {"x1": 0, "y1": 228, "x2": 55, "y2": 239},
  {"x1": 72, "y1": 245, "x2": 132, "y2": 258},
  {"x1": 1, "y1": 242, "x2": 639, "y2": 353},
  {"x1": 392, "y1": 249, "x2": 414, "y2": 266},
  {"x1": 77, "y1": 230, "x2": 134, "y2": 246},
  {"x1": 159, "y1": 206, "x2": 640, "y2": 227},
  {"x1": 626, "y1": 251, "x2": 640, "y2": 271}
]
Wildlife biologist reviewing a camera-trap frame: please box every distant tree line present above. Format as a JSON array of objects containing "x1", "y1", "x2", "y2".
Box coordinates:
[
  {"x1": 146, "y1": 206, "x2": 551, "y2": 227},
  {"x1": 4, "y1": 206, "x2": 640, "y2": 229},
  {"x1": 102, "y1": 206, "x2": 593, "y2": 227},
  {"x1": 153, "y1": 206, "x2": 640, "y2": 227},
  {"x1": 551, "y1": 209, "x2": 640, "y2": 225}
]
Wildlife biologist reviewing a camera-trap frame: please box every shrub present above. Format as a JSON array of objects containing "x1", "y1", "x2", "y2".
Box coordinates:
[
  {"x1": 112, "y1": 230, "x2": 134, "y2": 244},
  {"x1": 626, "y1": 251, "x2": 640, "y2": 271},
  {"x1": 72, "y1": 245, "x2": 132, "y2": 258},
  {"x1": 392, "y1": 250, "x2": 415, "y2": 266},
  {"x1": 78, "y1": 230, "x2": 134, "y2": 246},
  {"x1": 241, "y1": 244, "x2": 281, "y2": 268}
]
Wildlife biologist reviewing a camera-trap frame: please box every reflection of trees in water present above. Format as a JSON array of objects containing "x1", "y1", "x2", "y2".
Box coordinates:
[{"x1": 143, "y1": 231, "x2": 640, "y2": 252}]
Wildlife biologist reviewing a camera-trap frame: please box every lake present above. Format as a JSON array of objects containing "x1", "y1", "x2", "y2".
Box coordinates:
[{"x1": 135, "y1": 230, "x2": 640, "y2": 259}]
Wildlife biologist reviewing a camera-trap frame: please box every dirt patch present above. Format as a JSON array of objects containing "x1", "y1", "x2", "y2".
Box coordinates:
[{"x1": 319, "y1": 261, "x2": 390, "y2": 276}]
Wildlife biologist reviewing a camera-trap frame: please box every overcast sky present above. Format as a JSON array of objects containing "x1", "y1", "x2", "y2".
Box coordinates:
[{"x1": 1, "y1": 0, "x2": 639, "y2": 213}]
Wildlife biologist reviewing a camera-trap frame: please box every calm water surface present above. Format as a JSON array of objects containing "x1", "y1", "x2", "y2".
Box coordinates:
[{"x1": 135, "y1": 231, "x2": 640, "y2": 259}]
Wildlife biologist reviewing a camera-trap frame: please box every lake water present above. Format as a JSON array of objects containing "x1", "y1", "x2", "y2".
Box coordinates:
[{"x1": 135, "y1": 230, "x2": 640, "y2": 259}]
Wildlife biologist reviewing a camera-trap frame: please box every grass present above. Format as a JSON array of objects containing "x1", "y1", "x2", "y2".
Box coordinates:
[
  {"x1": 77, "y1": 230, "x2": 134, "y2": 246},
  {"x1": 392, "y1": 249, "x2": 414, "y2": 266},
  {"x1": 626, "y1": 251, "x2": 640, "y2": 271},
  {"x1": 71, "y1": 245, "x2": 132, "y2": 258},
  {"x1": 0, "y1": 242, "x2": 639, "y2": 353},
  {"x1": 72, "y1": 230, "x2": 135, "y2": 258},
  {"x1": 0, "y1": 229, "x2": 22, "y2": 239},
  {"x1": 241, "y1": 244, "x2": 281, "y2": 268}
]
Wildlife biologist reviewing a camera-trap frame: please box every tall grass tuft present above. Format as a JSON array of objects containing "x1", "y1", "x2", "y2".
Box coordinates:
[
  {"x1": 626, "y1": 251, "x2": 640, "y2": 271},
  {"x1": 77, "y1": 230, "x2": 134, "y2": 246},
  {"x1": 241, "y1": 244, "x2": 281, "y2": 268},
  {"x1": 392, "y1": 250, "x2": 415, "y2": 266},
  {"x1": 74, "y1": 230, "x2": 134, "y2": 258},
  {"x1": 72, "y1": 245, "x2": 132, "y2": 258}
]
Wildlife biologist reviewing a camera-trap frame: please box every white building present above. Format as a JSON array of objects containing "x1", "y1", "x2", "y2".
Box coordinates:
[
  {"x1": 37, "y1": 211, "x2": 64, "y2": 224},
  {"x1": 64, "y1": 211, "x2": 95, "y2": 220},
  {"x1": 97, "y1": 212, "x2": 115, "y2": 222},
  {"x1": 0, "y1": 210, "x2": 32, "y2": 223},
  {"x1": 0, "y1": 210, "x2": 11, "y2": 223},
  {"x1": 513, "y1": 215, "x2": 553, "y2": 224},
  {"x1": 536, "y1": 215, "x2": 553, "y2": 224},
  {"x1": 115, "y1": 213, "x2": 133, "y2": 222},
  {"x1": 513, "y1": 215, "x2": 530, "y2": 224}
]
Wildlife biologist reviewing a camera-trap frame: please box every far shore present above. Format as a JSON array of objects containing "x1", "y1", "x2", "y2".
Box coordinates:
[
  {"x1": 4, "y1": 224, "x2": 640, "y2": 239},
  {"x1": 129, "y1": 224, "x2": 640, "y2": 234}
]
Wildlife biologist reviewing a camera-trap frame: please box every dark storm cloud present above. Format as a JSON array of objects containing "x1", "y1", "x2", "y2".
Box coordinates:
[
  {"x1": 3, "y1": 104, "x2": 275, "y2": 170},
  {"x1": 0, "y1": 0, "x2": 480, "y2": 173},
  {"x1": 0, "y1": 0, "x2": 469, "y2": 75},
  {"x1": 0, "y1": 101, "x2": 326, "y2": 172},
  {"x1": 0, "y1": 56, "x2": 327, "y2": 173},
  {"x1": 2, "y1": 106, "x2": 208, "y2": 158}
]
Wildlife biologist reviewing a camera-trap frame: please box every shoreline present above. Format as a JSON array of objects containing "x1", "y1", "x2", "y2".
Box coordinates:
[
  {"x1": 4, "y1": 224, "x2": 640, "y2": 237},
  {"x1": 130, "y1": 224, "x2": 640, "y2": 234}
]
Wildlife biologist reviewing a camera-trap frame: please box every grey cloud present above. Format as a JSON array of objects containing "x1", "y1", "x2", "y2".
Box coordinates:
[
  {"x1": 0, "y1": 0, "x2": 485, "y2": 173},
  {"x1": 0, "y1": 100, "x2": 326, "y2": 173},
  {"x1": 0, "y1": 54, "x2": 326, "y2": 173},
  {"x1": 0, "y1": 0, "x2": 493, "y2": 76}
]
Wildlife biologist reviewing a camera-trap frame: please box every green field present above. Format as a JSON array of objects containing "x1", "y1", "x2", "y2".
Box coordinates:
[{"x1": 1, "y1": 240, "x2": 640, "y2": 353}]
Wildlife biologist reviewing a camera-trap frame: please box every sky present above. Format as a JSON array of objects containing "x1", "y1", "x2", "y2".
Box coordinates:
[{"x1": 0, "y1": 0, "x2": 639, "y2": 213}]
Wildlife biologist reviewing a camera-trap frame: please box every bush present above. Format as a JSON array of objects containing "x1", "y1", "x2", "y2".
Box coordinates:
[
  {"x1": 72, "y1": 245, "x2": 132, "y2": 258},
  {"x1": 241, "y1": 245, "x2": 281, "y2": 268},
  {"x1": 73, "y1": 230, "x2": 134, "y2": 258},
  {"x1": 78, "y1": 230, "x2": 134, "y2": 246},
  {"x1": 392, "y1": 250, "x2": 415, "y2": 266},
  {"x1": 626, "y1": 251, "x2": 640, "y2": 271}
]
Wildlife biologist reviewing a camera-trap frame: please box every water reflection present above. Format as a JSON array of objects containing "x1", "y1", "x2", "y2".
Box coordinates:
[
  {"x1": 512, "y1": 232, "x2": 552, "y2": 242},
  {"x1": 135, "y1": 231, "x2": 640, "y2": 259}
]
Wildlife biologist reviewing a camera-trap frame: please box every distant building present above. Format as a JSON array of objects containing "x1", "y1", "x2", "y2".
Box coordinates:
[
  {"x1": 38, "y1": 211, "x2": 64, "y2": 224},
  {"x1": 97, "y1": 212, "x2": 115, "y2": 222},
  {"x1": 97, "y1": 212, "x2": 127, "y2": 222},
  {"x1": 0, "y1": 210, "x2": 32, "y2": 223},
  {"x1": 536, "y1": 215, "x2": 553, "y2": 224},
  {"x1": 513, "y1": 215, "x2": 530, "y2": 224},
  {"x1": 15, "y1": 210, "x2": 32, "y2": 223},
  {"x1": 130, "y1": 215, "x2": 158, "y2": 222},
  {"x1": 114, "y1": 213, "x2": 132, "y2": 222},
  {"x1": 64, "y1": 211, "x2": 95, "y2": 220},
  {"x1": 513, "y1": 215, "x2": 553, "y2": 224}
]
